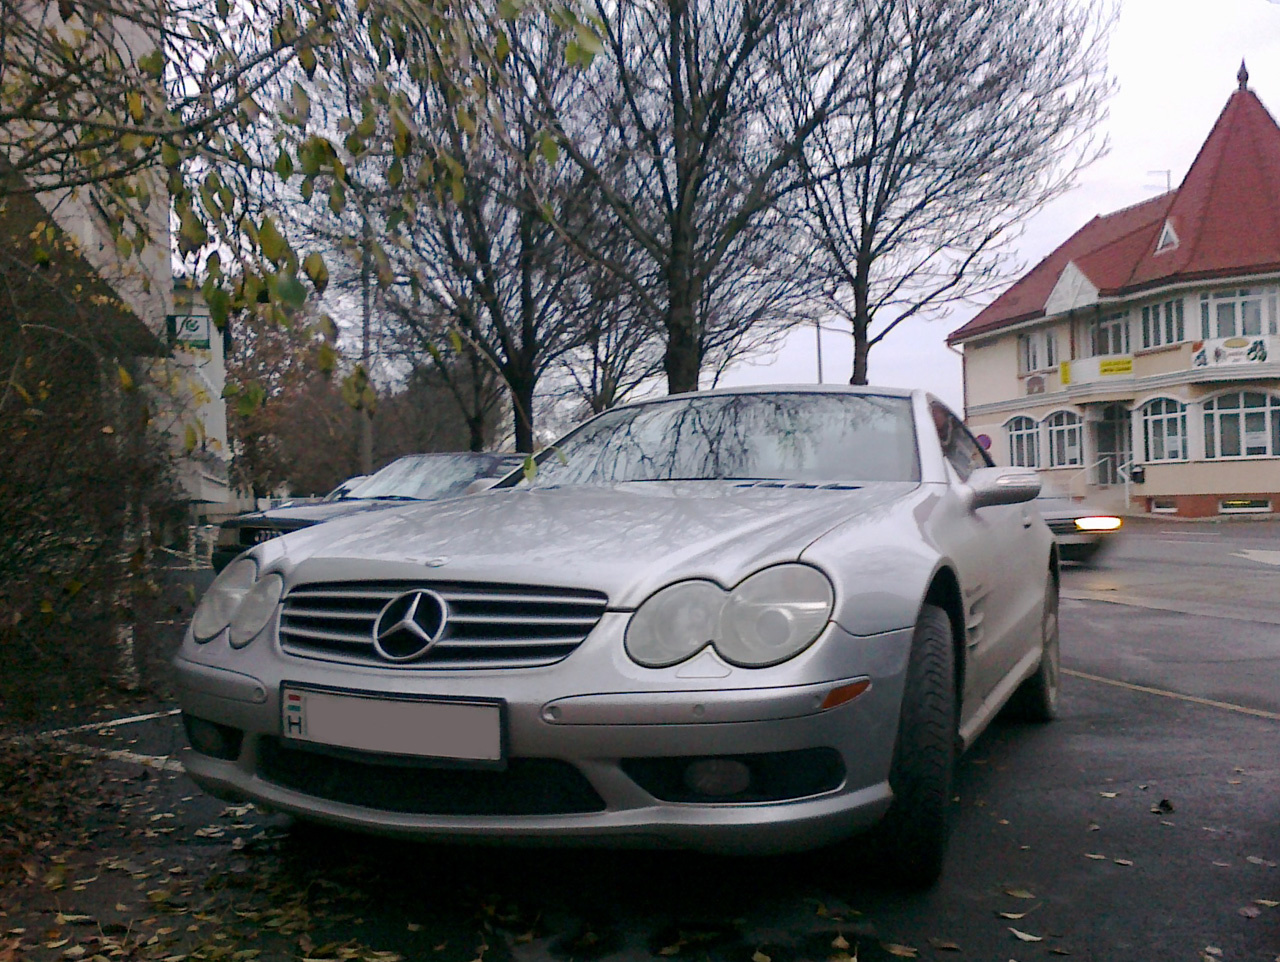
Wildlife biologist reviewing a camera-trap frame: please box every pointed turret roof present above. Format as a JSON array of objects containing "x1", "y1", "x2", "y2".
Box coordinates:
[{"x1": 949, "y1": 68, "x2": 1280, "y2": 343}]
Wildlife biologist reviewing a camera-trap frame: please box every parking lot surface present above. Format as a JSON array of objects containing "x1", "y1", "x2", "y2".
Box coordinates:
[{"x1": 4, "y1": 519, "x2": 1278, "y2": 961}]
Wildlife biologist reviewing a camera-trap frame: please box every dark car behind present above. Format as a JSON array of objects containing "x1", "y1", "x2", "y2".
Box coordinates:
[{"x1": 212, "y1": 452, "x2": 523, "y2": 571}]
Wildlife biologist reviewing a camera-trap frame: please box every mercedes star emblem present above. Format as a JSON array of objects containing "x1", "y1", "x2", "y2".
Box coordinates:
[{"x1": 372, "y1": 589, "x2": 448, "y2": 662}]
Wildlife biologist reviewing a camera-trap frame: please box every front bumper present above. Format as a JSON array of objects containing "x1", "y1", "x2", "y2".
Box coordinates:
[{"x1": 174, "y1": 616, "x2": 913, "y2": 855}]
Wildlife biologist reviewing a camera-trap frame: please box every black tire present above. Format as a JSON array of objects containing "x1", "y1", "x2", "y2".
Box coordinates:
[
  {"x1": 874, "y1": 603, "x2": 956, "y2": 889},
  {"x1": 1005, "y1": 573, "x2": 1060, "y2": 722}
]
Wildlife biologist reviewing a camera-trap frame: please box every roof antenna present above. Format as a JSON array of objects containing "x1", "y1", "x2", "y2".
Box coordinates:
[{"x1": 1238, "y1": 59, "x2": 1250, "y2": 91}]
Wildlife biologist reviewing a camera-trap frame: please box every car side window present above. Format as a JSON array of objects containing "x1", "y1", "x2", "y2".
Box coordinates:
[{"x1": 932, "y1": 402, "x2": 991, "y2": 481}]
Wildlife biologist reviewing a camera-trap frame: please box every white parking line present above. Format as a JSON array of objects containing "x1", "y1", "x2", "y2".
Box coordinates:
[
  {"x1": 40, "y1": 707, "x2": 181, "y2": 739},
  {"x1": 1064, "y1": 668, "x2": 1280, "y2": 721}
]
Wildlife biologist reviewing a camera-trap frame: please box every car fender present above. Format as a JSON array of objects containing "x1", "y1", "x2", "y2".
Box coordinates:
[{"x1": 801, "y1": 492, "x2": 954, "y2": 638}]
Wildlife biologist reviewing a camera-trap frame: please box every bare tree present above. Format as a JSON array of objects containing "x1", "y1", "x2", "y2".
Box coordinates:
[
  {"x1": 362, "y1": 18, "x2": 616, "y2": 452},
  {"x1": 514, "y1": 0, "x2": 869, "y2": 395},
  {"x1": 799, "y1": 0, "x2": 1114, "y2": 385}
]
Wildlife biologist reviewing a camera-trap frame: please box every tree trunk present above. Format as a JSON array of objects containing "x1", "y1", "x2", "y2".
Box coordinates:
[
  {"x1": 665, "y1": 274, "x2": 702, "y2": 394},
  {"x1": 849, "y1": 264, "x2": 872, "y2": 385},
  {"x1": 510, "y1": 374, "x2": 535, "y2": 453},
  {"x1": 467, "y1": 414, "x2": 486, "y2": 452}
]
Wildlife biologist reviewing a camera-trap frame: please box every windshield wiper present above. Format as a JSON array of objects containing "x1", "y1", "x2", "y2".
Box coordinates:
[{"x1": 363, "y1": 495, "x2": 422, "y2": 501}]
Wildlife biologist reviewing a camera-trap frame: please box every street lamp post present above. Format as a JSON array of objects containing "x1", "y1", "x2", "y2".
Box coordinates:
[{"x1": 815, "y1": 316, "x2": 824, "y2": 384}]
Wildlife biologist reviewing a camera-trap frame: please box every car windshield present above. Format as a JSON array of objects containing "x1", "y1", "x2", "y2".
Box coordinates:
[
  {"x1": 521, "y1": 392, "x2": 919, "y2": 487},
  {"x1": 342, "y1": 455, "x2": 510, "y2": 501}
]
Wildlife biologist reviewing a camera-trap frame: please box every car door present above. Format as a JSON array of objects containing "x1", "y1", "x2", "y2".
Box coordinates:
[{"x1": 932, "y1": 404, "x2": 1040, "y2": 703}]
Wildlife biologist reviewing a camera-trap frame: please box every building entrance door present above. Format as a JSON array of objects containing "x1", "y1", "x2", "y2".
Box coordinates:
[{"x1": 1094, "y1": 402, "x2": 1132, "y2": 486}]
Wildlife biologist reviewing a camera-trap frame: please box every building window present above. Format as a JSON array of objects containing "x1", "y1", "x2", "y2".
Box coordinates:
[
  {"x1": 1141, "y1": 398, "x2": 1186, "y2": 462},
  {"x1": 1220, "y1": 498, "x2": 1272, "y2": 514},
  {"x1": 1006, "y1": 416, "x2": 1040, "y2": 467},
  {"x1": 1018, "y1": 330, "x2": 1058, "y2": 374},
  {"x1": 1203, "y1": 391, "x2": 1280, "y2": 459},
  {"x1": 1045, "y1": 411, "x2": 1083, "y2": 467},
  {"x1": 1141, "y1": 299, "x2": 1185, "y2": 348},
  {"x1": 1199, "y1": 289, "x2": 1279, "y2": 339},
  {"x1": 1091, "y1": 312, "x2": 1129, "y2": 356},
  {"x1": 1155, "y1": 220, "x2": 1179, "y2": 254}
]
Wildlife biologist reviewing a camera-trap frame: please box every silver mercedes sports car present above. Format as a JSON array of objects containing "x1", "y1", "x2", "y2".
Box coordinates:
[{"x1": 176, "y1": 386, "x2": 1058, "y2": 886}]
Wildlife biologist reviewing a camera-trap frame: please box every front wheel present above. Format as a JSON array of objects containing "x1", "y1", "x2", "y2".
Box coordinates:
[
  {"x1": 873, "y1": 602, "x2": 956, "y2": 888},
  {"x1": 1005, "y1": 572, "x2": 1060, "y2": 722}
]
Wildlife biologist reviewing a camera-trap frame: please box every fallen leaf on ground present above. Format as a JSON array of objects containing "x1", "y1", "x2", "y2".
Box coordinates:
[
  {"x1": 1010, "y1": 928, "x2": 1043, "y2": 943},
  {"x1": 1084, "y1": 853, "x2": 1107, "y2": 860},
  {"x1": 1113, "y1": 859, "x2": 1134, "y2": 866},
  {"x1": 832, "y1": 935, "x2": 849, "y2": 950},
  {"x1": 1004, "y1": 888, "x2": 1036, "y2": 899},
  {"x1": 1151, "y1": 799, "x2": 1174, "y2": 814},
  {"x1": 1204, "y1": 947, "x2": 1222, "y2": 957},
  {"x1": 927, "y1": 937, "x2": 961, "y2": 951},
  {"x1": 1239, "y1": 906, "x2": 1262, "y2": 919},
  {"x1": 993, "y1": 910, "x2": 1034, "y2": 926},
  {"x1": 881, "y1": 945, "x2": 917, "y2": 958},
  {"x1": 1255, "y1": 899, "x2": 1279, "y2": 907},
  {"x1": 752, "y1": 951, "x2": 771, "y2": 962},
  {"x1": 1099, "y1": 792, "x2": 1119, "y2": 798}
]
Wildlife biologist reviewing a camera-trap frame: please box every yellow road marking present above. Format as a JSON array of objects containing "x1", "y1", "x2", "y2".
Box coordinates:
[{"x1": 1063, "y1": 668, "x2": 1280, "y2": 721}]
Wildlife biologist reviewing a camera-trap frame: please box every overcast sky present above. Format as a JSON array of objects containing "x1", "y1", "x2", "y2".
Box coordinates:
[{"x1": 720, "y1": 0, "x2": 1280, "y2": 412}]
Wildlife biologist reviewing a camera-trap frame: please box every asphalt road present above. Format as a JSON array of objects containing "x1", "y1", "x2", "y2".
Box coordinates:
[{"x1": 16, "y1": 519, "x2": 1280, "y2": 962}]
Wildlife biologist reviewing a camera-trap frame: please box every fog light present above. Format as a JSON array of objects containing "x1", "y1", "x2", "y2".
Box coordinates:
[
  {"x1": 683, "y1": 758, "x2": 752, "y2": 797},
  {"x1": 183, "y1": 714, "x2": 243, "y2": 761}
]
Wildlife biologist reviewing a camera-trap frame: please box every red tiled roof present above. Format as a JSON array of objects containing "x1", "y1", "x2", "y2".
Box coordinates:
[{"x1": 949, "y1": 83, "x2": 1280, "y2": 344}]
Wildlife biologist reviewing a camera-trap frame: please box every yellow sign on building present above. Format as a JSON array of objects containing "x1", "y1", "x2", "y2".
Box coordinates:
[
  {"x1": 1099, "y1": 357, "x2": 1134, "y2": 376},
  {"x1": 1060, "y1": 361, "x2": 1071, "y2": 385}
]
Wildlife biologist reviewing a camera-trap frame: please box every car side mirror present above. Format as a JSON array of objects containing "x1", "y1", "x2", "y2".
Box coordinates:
[
  {"x1": 965, "y1": 466, "x2": 1041, "y2": 509},
  {"x1": 465, "y1": 477, "x2": 501, "y2": 495}
]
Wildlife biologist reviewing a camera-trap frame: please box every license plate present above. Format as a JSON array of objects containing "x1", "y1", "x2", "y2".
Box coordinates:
[{"x1": 281, "y1": 686, "x2": 503, "y2": 762}]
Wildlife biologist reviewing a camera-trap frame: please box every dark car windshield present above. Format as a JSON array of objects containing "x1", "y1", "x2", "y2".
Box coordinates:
[
  {"x1": 342, "y1": 454, "x2": 517, "y2": 501},
  {"x1": 520, "y1": 392, "x2": 919, "y2": 487}
]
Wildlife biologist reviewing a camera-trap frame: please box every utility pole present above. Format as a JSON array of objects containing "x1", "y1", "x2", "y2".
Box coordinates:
[
  {"x1": 359, "y1": 217, "x2": 373, "y2": 475},
  {"x1": 815, "y1": 316, "x2": 824, "y2": 384}
]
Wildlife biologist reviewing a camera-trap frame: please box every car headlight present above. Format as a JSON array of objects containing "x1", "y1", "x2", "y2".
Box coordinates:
[
  {"x1": 191, "y1": 557, "x2": 258, "y2": 642},
  {"x1": 625, "y1": 565, "x2": 834, "y2": 669},
  {"x1": 228, "y1": 573, "x2": 284, "y2": 648},
  {"x1": 1075, "y1": 516, "x2": 1122, "y2": 532},
  {"x1": 625, "y1": 580, "x2": 723, "y2": 667},
  {"x1": 716, "y1": 565, "x2": 834, "y2": 667}
]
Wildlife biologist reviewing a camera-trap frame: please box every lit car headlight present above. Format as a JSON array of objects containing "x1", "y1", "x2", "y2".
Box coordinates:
[
  {"x1": 228, "y1": 573, "x2": 284, "y2": 648},
  {"x1": 625, "y1": 565, "x2": 834, "y2": 669},
  {"x1": 625, "y1": 580, "x2": 723, "y2": 668},
  {"x1": 191, "y1": 557, "x2": 257, "y2": 642},
  {"x1": 716, "y1": 565, "x2": 834, "y2": 667},
  {"x1": 1075, "y1": 516, "x2": 1122, "y2": 532}
]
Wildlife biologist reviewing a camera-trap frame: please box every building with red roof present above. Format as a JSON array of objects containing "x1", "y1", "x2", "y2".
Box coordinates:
[{"x1": 948, "y1": 65, "x2": 1280, "y2": 518}]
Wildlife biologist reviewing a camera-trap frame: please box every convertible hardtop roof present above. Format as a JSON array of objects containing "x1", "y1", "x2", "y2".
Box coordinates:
[{"x1": 623, "y1": 384, "x2": 920, "y2": 408}]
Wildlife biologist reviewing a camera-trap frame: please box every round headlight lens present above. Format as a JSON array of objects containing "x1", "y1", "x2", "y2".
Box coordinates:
[
  {"x1": 191, "y1": 558, "x2": 257, "y2": 642},
  {"x1": 715, "y1": 564, "x2": 834, "y2": 667},
  {"x1": 625, "y1": 580, "x2": 724, "y2": 668},
  {"x1": 228, "y1": 573, "x2": 284, "y2": 648}
]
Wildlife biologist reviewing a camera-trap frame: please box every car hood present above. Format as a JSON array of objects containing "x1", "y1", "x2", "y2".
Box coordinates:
[
  {"x1": 264, "y1": 482, "x2": 917, "y2": 608},
  {"x1": 222, "y1": 499, "x2": 408, "y2": 529}
]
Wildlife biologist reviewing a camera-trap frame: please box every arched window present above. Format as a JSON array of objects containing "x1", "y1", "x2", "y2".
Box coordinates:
[
  {"x1": 1006, "y1": 416, "x2": 1040, "y2": 468},
  {"x1": 1045, "y1": 411, "x2": 1083, "y2": 467},
  {"x1": 1203, "y1": 392, "x2": 1280, "y2": 458},
  {"x1": 1141, "y1": 399, "x2": 1187, "y2": 462}
]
